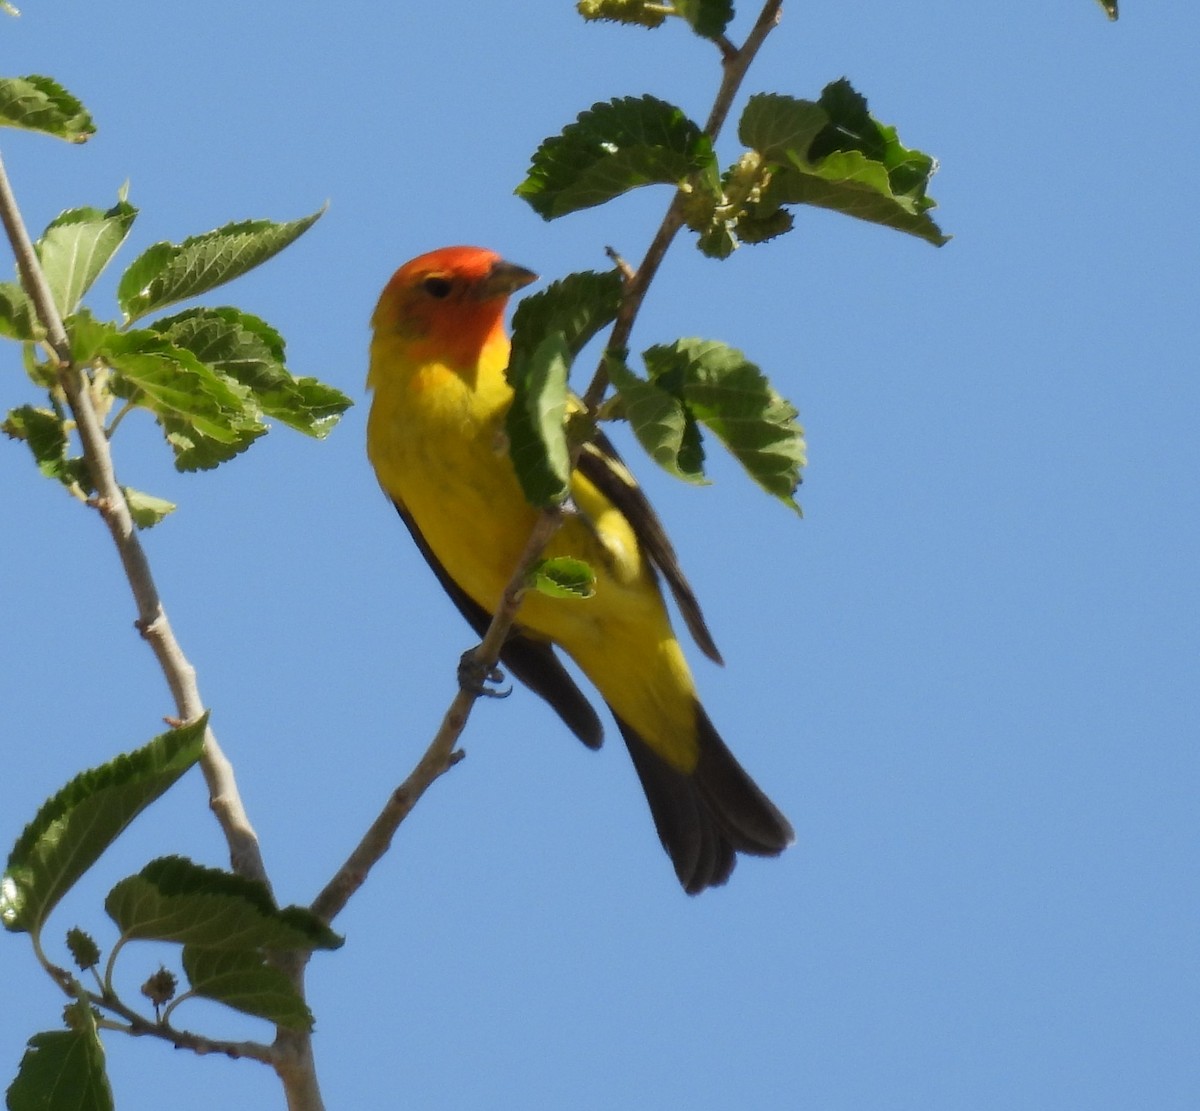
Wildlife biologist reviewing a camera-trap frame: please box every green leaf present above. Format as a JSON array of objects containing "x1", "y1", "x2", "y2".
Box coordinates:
[
  {"x1": 505, "y1": 332, "x2": 572, "y2": 507},
  {"x1": 607, "y1": 356, "x2": 707, "y2": 484},
  {"x1": 182, "y1": 946, "x2": 314, "y2": 1031},
  {"x1": 36, "y1": 197, "x2": 138, "y2": 316},
  {"x1": 105, "y1": 856, "x2": 342, "y2": 951},
  {"x1": 0, "y1": 75, "x2": 95, "y2": 143},
  {"x1": 769, "y1": 153, "x2": 947, "y2": 245},
  {"x1": 151, "y1": 308, "x2": 350, "y2": 437},
  {"x1": 0, "y1": 717, "x2": 206, "y2": 936},
  {"x1": 674, "y1": 0, "x2": 734, "y2": 40},
  {"x1": 116, "y1": 207, "x2": 324, "y2": 323},
  {"x1": 530, "y1": 557, "x2": 597, "y2": 600},
  {"x1": 738, "y1": 93, "x2": 829, "y2": 167},
  {"x1": 100, "y1": 329, "x2": 266, "y2": 471},
  {"x1": 1096, "y1": 0, "x2": 1118, "y2": 19},
  {"x1": 518, "y1": 96, "x2": 711, "y2": 219},
  {"x1": 6, "y1": 1012, "x2": 114, "y2": 1111},
  {"x1": 64, "y1": 307, "x2": 119, "y2": 366},
  {"x1": 2, "y1": 405, "x2": 88, "y2": 489},
  {"x1": 642, "y1": 339, "x2": 805, "y2": 510},
  {"x1": 122, "y1": 487, "x2": 176, "y2": 529},
  {"x1": 509, "y1": 269, "x2": 623, "y2": 364},
  {"x1": 771, "y1": 78, "x2": 947, "y2": 246},
  {"x1": 576, "y1": 0, "x2": 668, "y2": 28},
  {"x1": 0, "y1": 280, "x2": 43, "y2": 341}
]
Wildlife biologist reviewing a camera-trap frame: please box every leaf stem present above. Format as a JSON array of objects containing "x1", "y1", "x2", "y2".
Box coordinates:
[{"x1": 104, "y1": 394, "x2": 138, "y2": 438}]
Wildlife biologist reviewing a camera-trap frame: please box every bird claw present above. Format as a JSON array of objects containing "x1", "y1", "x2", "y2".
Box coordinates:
[{"x1": 458, "y1": 651, "x2": 512, "y2": 699}]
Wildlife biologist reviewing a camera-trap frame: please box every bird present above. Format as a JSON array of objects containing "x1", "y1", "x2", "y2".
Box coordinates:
[{"x1": 366, "y1": 245, "x2": 794, "y2": 893}]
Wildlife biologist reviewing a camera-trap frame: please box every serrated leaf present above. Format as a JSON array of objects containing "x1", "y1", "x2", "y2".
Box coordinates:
[
  {"x1": 694, "y1": 220, "x2": 738, "y2": 260},
  {"x1": 738, "y1": 93, "x2": 829, "y2": 167},
  {"x1": 518, "y1": 96, "x2": 711, "y2": 219},
  {"x1": 773, "y1": 78, "x2": 948, "y2": 246},
  {"x1": 530, "y1": 557, "x2": 597, "y2": 599},
  {"x1": 37, "y1": 198, "x2": 137, "y2": 316},
  {"x1": 510, "y1": 269, "x2": 623, "y2": 365},
  {"x1": 2, "y1": 405, "x2": 79, "y2": 486},
  {"x1": 0, "y1": 717, "x2": 206, "y2": 936},
  {"x1": 182, "y1": 946, "x2": 314, "y2": 1031},
  {"x1": 116, "y1": 207, "x2": 324, "y2": 324},
  {"x1": 122, "y1": 487, "x2": 176, "y2": 529},
  {"x1": 0, "y1": 75, "x2": 95, "y2": 143},
  {"x1": 64, "y1": 307, "x2": 119, "y2": 366},
  {"x1": 769, "y1": 154, "x2": 947, "y2": 245},
  {"x1": 736, "y1": 205, "x2": 794, "y2": 244},
  {"x1": 105, "y1": 856, "x2": 342, "y2": 951},
  {"x1": 99, "y1": 329, "x2": 269, "y2": 471},
  {"x1": 5, "y1": 1018, "x2": 114, "y2": 1111},
  {"x1": 506, "y1": 332, "x2": 572, "y2": 507},
  {"x1": 675, "y1": 0, "x2": 734, "y2": 40},
  {"x1": 151, "y1": 308, "x2": 350, "y2": 437},
  {"x1": 0, "y1": 280, "x2": 42, "y2": 341},
  {"x1": 576, "y1": 0, "x2": 668, "y2": 28},
  {"x1": 158, "y1": 412, "x2": 265, "y2": 471},
  {"x1": 642, "y1": 339, "x2": 805, "y2": 510},
  {"x1": 607, "y1": 356, "x2": 707, "y2": 483}
]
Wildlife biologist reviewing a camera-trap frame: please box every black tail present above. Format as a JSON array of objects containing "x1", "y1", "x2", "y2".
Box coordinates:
[{"x1": 614, "y1": 704, "x2": 794, "y2": 895}]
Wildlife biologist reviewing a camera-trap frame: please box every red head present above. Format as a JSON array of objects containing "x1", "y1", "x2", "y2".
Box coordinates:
[{"x1": 371, "y1": 246, "x2": 537, "y2": 371}]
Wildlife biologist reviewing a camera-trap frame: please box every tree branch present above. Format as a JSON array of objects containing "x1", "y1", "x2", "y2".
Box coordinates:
[
  {"x1": 0, "y1": 147, "x2": 267, "y2": 886},
  {"x1": 85, "y1": 989, "x2": 275, "y2": 1065},
  {"x1": 1, "y1": 148, "x2": 324, "y2": 1108},
  {"x1": 313, "y1": 0, "x2": 785, "y2": 923}
]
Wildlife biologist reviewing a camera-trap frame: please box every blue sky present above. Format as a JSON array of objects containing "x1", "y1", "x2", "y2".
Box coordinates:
[{"x1": 3, "y1": 2, "x2": 1197, "y2": 1108}]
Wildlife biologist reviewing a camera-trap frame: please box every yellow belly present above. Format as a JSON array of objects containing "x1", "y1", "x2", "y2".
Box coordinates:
[{"x1": 367, "y1": 342, "x2": 699, "y2": 768}]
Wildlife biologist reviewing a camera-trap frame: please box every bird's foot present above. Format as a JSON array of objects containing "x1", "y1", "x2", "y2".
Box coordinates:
[{"x1": 457, "y1": 650, "x2": 512, "y2": 699}]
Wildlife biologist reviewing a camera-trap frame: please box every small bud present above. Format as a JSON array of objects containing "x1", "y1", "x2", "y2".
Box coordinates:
[
  {"x1": 62, "y1": 999, "x2": 99, "y2": 1032},
  {"x1": 65, "y1": 927, "x2": 101, "y2": 971},
  {"x1": 140, "y1": 966, "x2": 178, "y2": 1012}
]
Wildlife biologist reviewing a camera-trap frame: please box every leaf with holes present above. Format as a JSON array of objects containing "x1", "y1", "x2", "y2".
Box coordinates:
[{"x1": 6, "y1": 1004, "x2": 114, "y2": 1111}]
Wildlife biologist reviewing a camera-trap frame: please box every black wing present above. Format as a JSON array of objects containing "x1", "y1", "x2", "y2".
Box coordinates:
[
  {"x1": 389, "y1": 498, "x2": 604, "y2": 750},
  {"x1": 576, "y1": 430, "x2": 723, "y2": 665}
]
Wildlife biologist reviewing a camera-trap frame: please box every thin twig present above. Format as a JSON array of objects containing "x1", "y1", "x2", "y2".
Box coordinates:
[
  {"x1": 311, "y1": 509, "x2": 561, "y2": 923},
  {"x1": 313, "y1": 0, "x2": 784, "y2": 924},
  {"x1": 84, "y1": 989, "x2": 275, "y2": 1064}
]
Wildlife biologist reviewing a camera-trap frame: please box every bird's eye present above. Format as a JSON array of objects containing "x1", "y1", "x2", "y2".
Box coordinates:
[{"x1": 421, "y1": 275, "x2": 453, "y2": 299}]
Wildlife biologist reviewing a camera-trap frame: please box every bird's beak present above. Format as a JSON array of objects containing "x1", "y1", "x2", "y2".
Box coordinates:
[{"x1": 478, "y1": 259, "x2": 538, "y2": 300}]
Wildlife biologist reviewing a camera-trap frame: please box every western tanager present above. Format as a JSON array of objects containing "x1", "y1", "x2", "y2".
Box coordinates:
[{"x1": 367, "y1": 245, "x2": 793, "y2": 893}]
